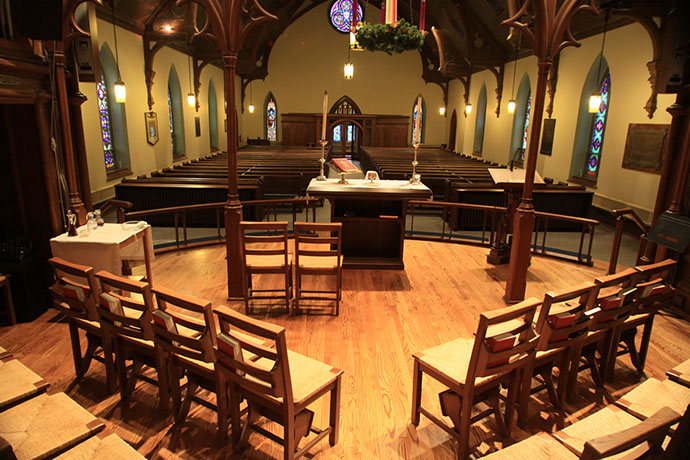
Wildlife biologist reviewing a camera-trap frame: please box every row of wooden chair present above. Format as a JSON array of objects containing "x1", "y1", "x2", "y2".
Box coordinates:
[
  {"x1": 48, "y1": 257, "x2": 343, "y2": 460},
  {"x1": 411, "y1": 259, "x2": 678, "y2": 459},
  {"x1": 0, "y1": 345, "x2": 144, "y2": 459},
  {"x1": 241, "y1": 221, "x2": 343, "y2": 316}
]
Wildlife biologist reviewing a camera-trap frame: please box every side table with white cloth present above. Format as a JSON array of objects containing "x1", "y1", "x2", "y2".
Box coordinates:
[{"x1": 49, "y1": 223, "x2": 155, "y2": 286}]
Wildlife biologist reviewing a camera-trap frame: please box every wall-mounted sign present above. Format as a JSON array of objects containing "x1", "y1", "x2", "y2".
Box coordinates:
[{"x1": 145, "y1": 112, "x2": 158, "y2": 145}]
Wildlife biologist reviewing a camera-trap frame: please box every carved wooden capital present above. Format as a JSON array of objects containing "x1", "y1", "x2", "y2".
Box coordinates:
[{"x1": 645, "y1": 60, "x2": 659, "y2": 119}]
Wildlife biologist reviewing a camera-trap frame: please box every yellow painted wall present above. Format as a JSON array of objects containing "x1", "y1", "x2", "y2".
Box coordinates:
[
  {"x1": 80, "y1": 19, "x2": 228, "y2": 203},
  {"x1": 239, "y1": 3, "x2": 446, "y2": 145},
  {"x1": 449, "y1": 23, "x2": 674, "y2": 222}
]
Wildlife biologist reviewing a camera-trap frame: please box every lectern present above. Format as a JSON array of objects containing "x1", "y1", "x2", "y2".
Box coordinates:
[
  {"x1": 307, "y1": 178, "x2": 432, "y2": 269},
  {"x1": 486, "y1": 168, "x2": 545, "y2": 264}
]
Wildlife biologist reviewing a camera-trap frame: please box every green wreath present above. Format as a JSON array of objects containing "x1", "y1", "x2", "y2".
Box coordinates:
[{"x1": 354, "y1": 19, "x2": 426, "y2": 55}]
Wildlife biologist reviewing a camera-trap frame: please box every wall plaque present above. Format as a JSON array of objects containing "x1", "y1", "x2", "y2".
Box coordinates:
[
  {"x1": 145, "y1": 112, "x2": 159, "y2": 146},
  {"x1": 621, "y1": 123, "x2": 669, "y2": 174},
  {"x1": 540, "y1": 118, "x2": 556, "y2": 156}
]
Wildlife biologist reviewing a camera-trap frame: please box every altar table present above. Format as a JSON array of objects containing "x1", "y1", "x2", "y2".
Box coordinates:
[
  {"x1": 307, "y1": 178, "x2": 432, "y2": 269},
  {"x1": 50, "y1": 223, "x2": 155, "y2": 285}
]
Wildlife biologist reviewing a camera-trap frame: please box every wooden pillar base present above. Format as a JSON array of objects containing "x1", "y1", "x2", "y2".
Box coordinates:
[
  {"x1": 487, "y1": 243, "x2": 511, "y2": 265},
  {"x1": 504, "y1": 206, "x2": 535, "y2": 303},
  {"x1": 225, "y1": 200, "x2": 244, "y2": 300}
]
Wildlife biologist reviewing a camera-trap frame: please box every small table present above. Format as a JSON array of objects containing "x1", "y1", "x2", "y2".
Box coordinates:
[
  {"x1": 50, "y1": 223, "x2": 155, "y2": 285},
  {"x1": 307, "y1": 178, "x2": 432, "y2": 269}
]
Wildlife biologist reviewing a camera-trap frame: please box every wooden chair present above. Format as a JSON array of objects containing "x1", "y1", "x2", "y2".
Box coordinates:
[
  {"x1": 48, "y1": 257, "x2": 116, "y2": 392},
  {"x1": 667, "y1": 358, "x2": 690, "y2": 388},
  {"x1": 488, "y1": 405, "x2": 681, "y2": 459},
  {"x1": 0, "y1": 346, "x2": 9, "y2": 360},
  {"x1": 604, "y1": 259, "x2": 676, "y2": 381},
  {"x1": 94, "y1": 271, "x2": 169, "y2": 410},
  {"x1": 0, "y1": 357, "x2": 49, "y2": 411},
  {"x1": 55, "y1": 434, "x2": 145, "y2": 459},
  {"x1": 213, "y1": 308, "x2": 343, "y2": 459},
  {"x1": 150, "y1": 285, "x2": 219, "y2": 424},
  {"x1": 240, "y1": 221, "x2": 293, "y2": 315},
  {"x1": 0, "y1": 274, "x2": 15, "y2": 325},
  {"x1": 411, "y1": 298, "x2": 540, "y2": 459},
  {"x1": 615, "y1": 377, "x2": 690, "y2": 434},
  {"x1": 293, "y1": 222, "x2": 343, "y2": 316},
  {"x1": 566, "y1": 268, "x2": 638, "y2": 399},
  {"x1": 0, "y1": 392, "x2": 105, "y2": 459},
  {"x1": 518, "y1": 283, "x2": 597, "y2": 425}
]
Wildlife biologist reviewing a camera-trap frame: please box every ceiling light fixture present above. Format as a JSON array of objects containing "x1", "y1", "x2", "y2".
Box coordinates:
[
  {"x1": 112, "y1": 0, "x2": 126, "y2": 103},
  {"x1": 507, "y1": 31, "x2": 520, "y2": 114},
  {"x1": 589, "y1": 10, "x2": 609, "y2": 113},
  {"x1": 439, "y1": 106, "x2": 446, "y2": 116},
  {"x1": 187, "y1": 38, "x2": 195, "y2": 107}
]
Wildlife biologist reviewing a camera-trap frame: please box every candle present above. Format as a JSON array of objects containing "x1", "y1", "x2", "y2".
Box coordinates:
[
  {"x1": 385, "y1": 0, "x2": 397, "y2": 25},
  {"x1": 420, "y1": 0, "x2": 426, "y2": 31},
  {"x1": 352, "y1": 0, "x2": 358, "y2": 29},
  {"x1": 380, "y1": 1, "x2": 385, "y2": 24},
  {"x1": 322, "y1": 90, "x2": 328, "y2": 141}
]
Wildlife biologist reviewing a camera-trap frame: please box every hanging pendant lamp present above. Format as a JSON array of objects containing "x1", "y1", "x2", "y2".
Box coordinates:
[{"x1": 112, "y1": 0, "x2": 126, "y2": 102}]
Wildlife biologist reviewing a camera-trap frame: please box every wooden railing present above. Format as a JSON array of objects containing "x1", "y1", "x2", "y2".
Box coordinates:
[
  {"x1": 407, "y1": 200, "x2": 599, "y2": 265},
  {"x1": 121, "y1": 198, "x2": 318, "y2": 254},
  {"x1": 99, "y1": 199, "x2": 133, "y2": 222},
  {"x1": 608, "y1": 208, "x2": 650, "y2": 274}
]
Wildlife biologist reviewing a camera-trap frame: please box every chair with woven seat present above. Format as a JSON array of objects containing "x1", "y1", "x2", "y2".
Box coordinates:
[
  {"x1": 55, "y1": 434, "x2": 145, "y2": 459},
  {"x1": 150, "y1": 285, "x2": 220, "y2": 424},
  {"x1": 0, "y1": 392, "x2": 105, "y2": 460},
  {"x1": 411, "y1": 297, "x2": 541, "y2": 459},
  {"x1": 48, "y1": 257, "x2": 117, "y2": 392},
  {"x1": 518, "y1": 283, "x2": 597, "y2": 425},
  {"x1": 604, "y1": 259, "x2": 676, "y2": 381},
  {"x1": 614, "y1": 377, "x2": 690, "y2": 434},
  {"x1": 0, "y1": 358, "x2": 49, "y2": 411},
  {"x1": 213, "y1": 307, "x2": 343, "y2": 459},
  {"x1": 240, "y1": 221, "x2": 293, "y2": 315},
  {"x1": 566, "y1": 268, "x2": 639, "y2": 399},
  {"x1": 293, "y1": 222, "x2": 342, "y2": 316},
  {"x1": 485, "y1": 405, "x2": 682, "y2": 459},
  {"x1": 667, "y1": 358, "x2": 690, "y2": 388},
  {"x1": 94, "y1": 271, "x2": 169, "y2": 410}
]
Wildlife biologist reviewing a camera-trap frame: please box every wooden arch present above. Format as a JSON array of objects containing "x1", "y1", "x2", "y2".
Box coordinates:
[{"x1": 329, "y1": 95, "x2": 361, "y2": 114}]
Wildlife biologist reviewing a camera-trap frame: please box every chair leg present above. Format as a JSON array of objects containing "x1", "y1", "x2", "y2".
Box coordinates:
[
  {"x1": 335, "y1": 269, "x2": 342, "y2": 316},
  {"x1": 244, "y1": 273, "x2": 251, "y2": 315},
  {"x1": 126, "y1": 359, "x2": 143, "y2": 396},
  {"x1": 178, "y1": 378, "x2": 198, "y2": 423},
  {"x1": 488, "y1": 390, "x2": 507, "y2": 436},
  {"x1": 517, "y1": 364, "x2": 534, "y2": 427},
  {"x1": 621, "y1": 328, "x2": 643, "y2": 373},
  {"x1": 230, "y1": 384, "x2": 244, "y2": 450},
  {"x1": 68, "y1": 321, "x2": 84, "y2": 378},
  {"x1": 539, "y1": 364, "x2": 559, "y2": 408},
  {"x1": 78, "y1": 337, "x2": 99, "y2": 377},
  {"x1": 216, "y1": 371, "x2": 229, "y2": 440},
  {"x1": 411, "y1": 359, "x2": 423, "y2": 426},
  {"x1": 556, "y1": 350, "x2": 571, "y2": 409},
  {"x1": 102, "y1": 333, "x2": 117, "y2": 394},
  {"x1": 116, "y1": 340, "x2": 128, "y2": 401},
  {"x1": 638, "y1": 318, "x2": 655, "y2": 371},
  {"x1": 294, "y1": 271, "x2": 301, "y2": 315},
  {"x1": 566, "y1": 343, "x2": 584, "y2": 402},
  {"x1": 237, "y1": 403, "x2": 259, "y2": 453},
  {"x1": 283, "y1": 410, "x2": 296, "y2": 460},
  {"x1": 503, "y1": 371, "x2": 520, "y2": 436},
  {"x1": 156, "y1": 348, "x2": 170, "y2": 413},
  {"x1": 329, "y1": 375, "x2": 342, "y2": 446},
  {"x1": 456, "y1": 396, "x2": 473, "y2": 460}
]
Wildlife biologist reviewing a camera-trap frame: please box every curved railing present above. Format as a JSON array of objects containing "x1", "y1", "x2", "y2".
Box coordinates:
[
  {"x1": 608, "y1": 208, "x2": 650, "y2": 274},
  {"x1": 121, "y1": 197, "x2": 319, "y2": 254},
  {"x1": 407, "y1": 200, "x2": 598, "y2": 265}
]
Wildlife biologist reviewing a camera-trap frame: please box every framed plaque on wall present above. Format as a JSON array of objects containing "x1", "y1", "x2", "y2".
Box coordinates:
[
  {"x1": 145, "y1": 112, "x2": 159, "y2": 146},
  {"x1": 621, "y1": 123, "x2": 669, "y2": 174}
]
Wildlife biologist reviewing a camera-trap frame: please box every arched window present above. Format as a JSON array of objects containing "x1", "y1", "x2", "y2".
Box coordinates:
[
  {"x1": 509, "y1": 73, "x2": 531, "y2": 164},
  {"x1": 208, "y1": 78, "x2": 219, "y2": 151},
  {"x1": 329, "y1": 0, "x2": 365, "y2": 33},
  {"x1": 473, "y1": 84, "x2": 487, "y2": 155},
  {"x1": 330, "y1": 96, "x2": 360, "y2": 142},
  {"x1": 98, "y1": 43, "x2": 131, "y2": 176},
  {"x1": 167, "y1": 65, "x2": 186, "y2": 159},
  {"x1": 411, "y1": 97, "x2": 425, "y2": 144},
  {"x1": 265, "y1": 92, "x2": 277, "y2": 141},
  {"x1": 448, "y1": 109, "x2": 457, "y2": 152},
  {"x1": 569, "y1": 55, "x2": 611, "y2": 182}
]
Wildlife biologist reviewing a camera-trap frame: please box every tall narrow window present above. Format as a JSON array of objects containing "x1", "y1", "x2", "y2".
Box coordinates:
[
  {"x1": 509, "y1": 73, "x2": 531, "y2": 164},
  {"x1": 333, "y1": 124, "x2": 354, "y2": 142},
  {"x1": 520, "y1": 92, "x2": 532, "y2": 159},
  {"x1": 266, "y1": 94, "x2": 277, "y2": 141},
  {"x1": 97, "y1": 74, "x2": 115, "y2": 170},
  {"x1": 208, "y1": 79, "x2": 219, "y2": 151},
  {"x1": 586, "y1": 73, "x2": 610, "y2": 177},
  {"x1": 168, "y1": 86, "x2": 175, "y2": 155},
  {"x1": 412, "y1": 101, "x2": 424, "y2": 144},
  {"x1": 473, "y1": 84, "x2": 487, "y2": 155}
]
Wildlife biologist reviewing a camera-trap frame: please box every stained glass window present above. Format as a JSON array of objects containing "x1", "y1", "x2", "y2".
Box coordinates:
[
  {"x1": 412, "y1": 103, "x2": 423, "y2": 144},
  {"x1": 520, "y1": 92, "x2": 532, "y2": 160},
  {"x1": 329, "y1": 0, "x2": 364, "y2": 33},
  {"x1": 97, "y1": 74, "x2": 115, "y2": 170},
  {"x1": 168, "y1": 86, "x2": 175, "y2": 155},
  {"x1": 586, "y1": 73, "x2": 610, "y2": 177},
  {"x1": 266, "y1": 96, "x2": 277, "y2": 141},
  {"x1": 333, "y1": 124, "x2": 354, "y2": 142}
]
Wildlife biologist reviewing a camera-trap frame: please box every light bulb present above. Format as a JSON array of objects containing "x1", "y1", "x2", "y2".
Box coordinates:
[
  {"x1": 507, "y1": 99, "x2": 516, "y2": 114},
  {"x1": 114, "y1": 80, "x2": 126, "y2": 103},
  {"x1": 344, "y1": 62, "x2": 354, "y2": 79},
  {"x1": 465, "y1": 103, "x2": 472, "y2": 115},
  {"x1": 163, "y1": 24, "x2": 173, "y2": 33},
  {"x1": 589, "y1": 93, "x2": 601, "y2": 113},
  {"x1": 187, "y1": 93, "x2": 195, "y2": 107},
  {"x1": 439, "y1": 106, "x2": 446, "y2": 116},
  {"x1": 248, "y1": 104, "x2": 255, "y2": 113}
]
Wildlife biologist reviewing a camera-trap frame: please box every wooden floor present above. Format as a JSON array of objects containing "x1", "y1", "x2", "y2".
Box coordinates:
[{"x1": 1, "y1": 240, "x2": 688, "y2": 459}]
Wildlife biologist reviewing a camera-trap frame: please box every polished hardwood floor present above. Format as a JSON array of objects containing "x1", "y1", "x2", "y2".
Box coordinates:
[{"x1": 1, "y1": 240, "x2": 688, "y2": 459}]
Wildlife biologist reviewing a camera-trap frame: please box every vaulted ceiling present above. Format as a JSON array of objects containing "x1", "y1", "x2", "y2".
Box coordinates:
[{"x1": 97, "y1": 0, "x2": 648, "y2": 84}]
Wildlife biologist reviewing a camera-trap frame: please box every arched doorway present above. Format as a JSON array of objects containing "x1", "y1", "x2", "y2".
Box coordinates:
[
  {"x1": 448, "y1": 109, "x2": 457, "y2": 151},
  {"x1": 329, "y1": 96, "x2": 361, "y2": 158}
]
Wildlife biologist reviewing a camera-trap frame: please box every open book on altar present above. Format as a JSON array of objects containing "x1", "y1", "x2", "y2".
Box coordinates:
[
  {"x1": 488, "y1": 168, "x2": 545, "y2": 186},
  {"x1": 330, "y1": 158, "x2": 360, "y2": 174}
]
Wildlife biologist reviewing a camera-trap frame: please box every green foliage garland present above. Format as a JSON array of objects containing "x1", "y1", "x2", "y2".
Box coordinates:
[{"x1": 354, "y1": 19, "x2": 425, "y2": 55}]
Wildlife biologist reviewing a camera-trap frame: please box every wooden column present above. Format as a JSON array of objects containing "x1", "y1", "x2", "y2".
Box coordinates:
[
  {"x1": 54, "y1": 49, "x2": 87, "y2": 224},
  {"x1": 223, "y1": 52, "x2": 243, "y2": 299},
  {"x1": 505, "y1": 58, "x2": 551, "y2": 302},
  {"x1": 35, "y1": 100, "x2": 64, "y2": 236},
  {"x1": 69, "y1": 92, "x2": 93, "y2": 211}
]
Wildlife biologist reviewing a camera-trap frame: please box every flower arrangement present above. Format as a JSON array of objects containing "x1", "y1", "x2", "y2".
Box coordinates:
[{"x1": 354, "y1": 19, "x2": 426, "y2": 55}]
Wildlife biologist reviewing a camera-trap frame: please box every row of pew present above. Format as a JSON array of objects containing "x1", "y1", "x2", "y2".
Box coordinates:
[
  {"x1": 0, "y1": 345, "x2": 144, "y2": 459},
  {"x1": 114, "y1": 146, "x2": 327, "y2": 226}
]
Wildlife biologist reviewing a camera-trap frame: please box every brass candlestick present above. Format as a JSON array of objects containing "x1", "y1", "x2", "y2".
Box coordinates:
[
  {"x1": 409, "y1": 142, "x2": 420, "y2": 184},
  {"x1": 316, "y1": 139, "x2": 328, "y2": 181}
]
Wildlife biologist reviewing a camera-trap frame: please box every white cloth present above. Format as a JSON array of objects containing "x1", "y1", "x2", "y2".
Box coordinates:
[
  {"x1": 306, "y1": 178, "x2": 431, "y2": 193},
  {"x1": 50, "y1": 223, "x2": 154, "y2": 277}
]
